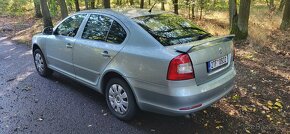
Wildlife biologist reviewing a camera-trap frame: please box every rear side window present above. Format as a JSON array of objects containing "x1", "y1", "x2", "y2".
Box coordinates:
[
  {"x1": 56, "y1": 14, "x2": 86, "y2": 37},
  {"x1": 133, "y1": 14, "x2": 211, "y2": 46},
  {"x1": 82, "y1": 14, "x2": 113, "y2": 41},
  {"x1": 106, "y1": 21, "x2": 127, "y2": 44}
]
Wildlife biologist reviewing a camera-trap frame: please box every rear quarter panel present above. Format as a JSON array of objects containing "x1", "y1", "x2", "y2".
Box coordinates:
[{"x1": 100, "y1": 19, "x2": 178, "y2": 87}]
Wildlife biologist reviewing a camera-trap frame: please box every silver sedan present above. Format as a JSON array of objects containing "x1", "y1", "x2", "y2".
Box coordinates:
[{"x1": 32, "y1": 9, "x2": 236, "y2": 120}]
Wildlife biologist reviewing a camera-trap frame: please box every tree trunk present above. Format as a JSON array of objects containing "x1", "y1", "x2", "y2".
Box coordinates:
[
  {"x1": 230, "y1": 0, "x2": 251, "y2": 40},
  {"x1": 91, "y1": 0, "x2": 95, "y2": 8},
  {"x1": 278, "y1": 0, "x2": 285, "y2": 11},
  {"x1": 186, "y1": 0, "x2": 190, "y2": 18},
  {"x1": 103, "y1": 0, "x2": 110, "y2": 8},
  {"x1": 74, "y1": 0, "x2": 80, "y2": 11},
  {"x1": 129, "y1": 0, "x2": 134, "y2": 5},
  {"x1": 33, "y1": 0, "x2": 42, "y2": 18},
  {"x1": 199, "y1": 0, "x2": 204, "y2": 19},
  {"x1": 237, "y1": 0, "x2": 251, "y2": 39},
  {"x1": 229, "y1": 0, "x2": 239, "y2": 33},
  {"x1": 229, "y1": 0, "x2": 237, "y2": 26},
  {"x1": 191, "y1": 0, "x2": 195, "y2": 18},
  {"x1": 280, "y1": 0, "x2": 290, "y2": 30},
  {"x1": 40, "y1": 0, "x2": 53, "y2": 27},
  {"x1": 58, "y1": 0, "x2": 68, "y2": 19},
  {"x1": 161, "y1": 1, "x2": 165, "y2": 10},
  {"x1": 148, "y1": 0, "x2": 151, "y2": 6},
  {"x1": 270, "y1": 0, "x2": 275, "y2": 10},
  {"x1": 173, "y1": 0, "x2": 178, "y2": 14},
  {"x1": 85, "y1": 0, "x2": 89, "y2": 9},
  {"x1": 140, "y1": 0, "x2": 144, "y2": 8}
]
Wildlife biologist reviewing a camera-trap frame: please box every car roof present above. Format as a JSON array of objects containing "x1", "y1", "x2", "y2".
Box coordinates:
[{"x1": 78, "y1": 8, "x2": 169, "y2": 18}]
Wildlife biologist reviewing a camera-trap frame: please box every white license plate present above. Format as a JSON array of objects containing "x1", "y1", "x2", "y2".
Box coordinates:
[{"x1": 208, "y1": 55, "x2": 228, "y2": 71}]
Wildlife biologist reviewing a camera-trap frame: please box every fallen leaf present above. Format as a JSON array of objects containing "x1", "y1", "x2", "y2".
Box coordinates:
[
  {"x1": 242, "y1": 106, "x2": 248, "y2": 112},
  {"x1": 274, "y1": 102, "x2": 283, "y2": 108},
  {"x1": 216, "y1": 125, "x2": 223, "y2": 129}
]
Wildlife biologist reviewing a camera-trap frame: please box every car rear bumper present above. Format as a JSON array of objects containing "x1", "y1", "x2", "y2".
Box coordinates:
[{"x1": 127, "y1": 66, "x2": 236, "y2": 116}]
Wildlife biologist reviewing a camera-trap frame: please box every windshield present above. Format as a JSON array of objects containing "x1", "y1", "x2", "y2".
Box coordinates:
[{"x1": 133, "y1": 14, "x2": 211, "y2": 46}]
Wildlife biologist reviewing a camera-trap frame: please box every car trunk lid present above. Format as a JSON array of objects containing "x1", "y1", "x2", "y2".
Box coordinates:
[{"x1": 167, "y1": 35, "x2": 235, "y2": 85}]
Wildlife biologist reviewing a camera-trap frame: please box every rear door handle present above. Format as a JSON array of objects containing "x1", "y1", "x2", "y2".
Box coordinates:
[
  {"x1": 66, "y1": 43, "x2": 73, "y2": 48},
  {"x1": 101, "y1": 51, "x2": 111, "y2": 57}
]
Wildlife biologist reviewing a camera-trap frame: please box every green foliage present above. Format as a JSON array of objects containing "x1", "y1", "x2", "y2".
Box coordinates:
[
  {"x1": 48, "y1": 0, "x2": 58, "y2": 17},
  {"x1": 0, "y1": 0, "x2": 32, "y2": 15}
]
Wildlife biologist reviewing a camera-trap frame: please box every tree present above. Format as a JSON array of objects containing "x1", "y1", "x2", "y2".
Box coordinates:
[
  {"x1": 229, "y1": 0, "x2": 251, "y2": 40},
  {"x1": 85, "y1": 0, "x2": 89, "y2": 9},
  {"x1": 229, "y1": 0, "x2": 236, "y2": 26},
  {"x1": 129, "y1": 0, "x2": 134, "y2": 5},
  {"x1": 103, "y1": 0, "x2": 110, "y2": 8},
  {"x1": 191, "y1": 0, "x2": 195, "y2": 18},
  {"x1": 58, "y1": 0, "x2": 68, "y2": 19},
  {"x1": 268, "y1": 0, "x2": 275, "y2": 10},
  {"x1": 278, "y1": 0, "x2": 285, "y2": 11},
  {"x1": 173, "y1": 0, "x2": 178, "y2": 14},
  {"x1": 91, "y1": 0, "x2": 96, "y2": 8},
  {"x1": 140, "y1": 0, "x2": 144, "y2": 8},
  {"x1": 161, "y1": 1, "x2": 165, "y2": 10},
  {"x1": 280, "y1": 0, "x2": 290, "y2": 30},
  {"x1": 74, "y1": 0, "x2": 80, "y2": 11},
  {"x1": 33, "y1": 0, "x2": 42, "y2": 18},
  {"x1": 40, "y1": 0, "x2": 53, "y2": 27},
  {"x1": 199, "y1": 0, "x2": 204, "y2": 19}
]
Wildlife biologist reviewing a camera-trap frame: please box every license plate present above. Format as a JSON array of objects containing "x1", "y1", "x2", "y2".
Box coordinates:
[{"x1": 207, "y1": 55, "x2": 228, "y2": 72}]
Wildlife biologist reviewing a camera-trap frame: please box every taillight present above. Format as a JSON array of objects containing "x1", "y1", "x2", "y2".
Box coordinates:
[{"x1": 167, "y1": 54, "x2": 195, "y2": 80}]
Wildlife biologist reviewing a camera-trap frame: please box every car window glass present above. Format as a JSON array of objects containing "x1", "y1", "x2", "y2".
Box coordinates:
[
  {"x1": 82, "y1": 14, "x2": 113, "y2": 41},
  {"x1": 56, "y1": 14, "x2": 86, "y2": 37},
  {"x1": 106, "y1": 21, "x2": 127, "y2": 44},
  {"x1": 133, "y1": 14, "x2": 211, "y2": 46}
]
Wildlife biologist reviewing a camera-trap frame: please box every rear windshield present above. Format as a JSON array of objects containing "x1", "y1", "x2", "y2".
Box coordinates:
[{"x1": 133, "y1": 14, "x2": 211, "y2": 46}]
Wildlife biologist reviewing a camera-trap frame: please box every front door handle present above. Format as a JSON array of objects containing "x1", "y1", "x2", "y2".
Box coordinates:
[
  {"x1": 101, "y1": 51, "x2": 111, "y2": 58},
  {"x1": 66, "y1": 43, "x2": 73, "y2": 48}
]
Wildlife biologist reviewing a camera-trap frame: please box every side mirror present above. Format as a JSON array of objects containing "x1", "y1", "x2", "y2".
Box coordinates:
[{"x1": 42, "y1": 27, "x2": 53, "y2": 35}]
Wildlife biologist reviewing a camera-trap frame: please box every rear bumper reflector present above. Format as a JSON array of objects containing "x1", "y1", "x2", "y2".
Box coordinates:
[{"x1": 179, "y1": 103, "x2": 202, "y2": 110}]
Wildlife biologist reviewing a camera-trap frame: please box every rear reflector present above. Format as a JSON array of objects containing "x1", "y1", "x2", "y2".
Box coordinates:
[
  {"x1": 179, "y1": 104, "x2": 202, "y2": 110},
  {"x1": 167, "y1": 54, "x2": 195, "y2": 80}
]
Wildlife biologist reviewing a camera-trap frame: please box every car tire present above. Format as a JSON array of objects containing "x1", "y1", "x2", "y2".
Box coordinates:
[
  {"x1": 105, "y1": 78, "x2": 138, "y2": 121},
  {"x1": 33, "y1": 49, "x2": 52, "y2": 77}
]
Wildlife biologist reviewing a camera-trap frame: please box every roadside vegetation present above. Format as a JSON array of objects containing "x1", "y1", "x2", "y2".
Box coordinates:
[{"x1": 0, "y1": 0, "x2": 289, "y2": 133}]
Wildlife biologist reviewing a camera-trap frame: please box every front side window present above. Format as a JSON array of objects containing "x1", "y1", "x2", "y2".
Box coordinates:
[
  {"x1": 133, "y1": 14, "x2": 211, "y2": 46},
  {"x1": 56, "y1": 14, "x2": 86, "y2": 37},
  {"x1": 82, "y1": 14, "x2": 113, "y2": 41},
  {"x1": 106, "y1": 21, "x2": 127, "y2": 44}
]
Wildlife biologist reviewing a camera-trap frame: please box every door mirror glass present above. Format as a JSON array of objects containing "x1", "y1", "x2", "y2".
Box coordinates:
[{"x1": 42, "y1": 27, "x2": 53, "y2": 35}]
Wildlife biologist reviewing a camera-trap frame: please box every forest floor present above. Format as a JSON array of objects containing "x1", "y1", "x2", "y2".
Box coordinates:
[{"x1": 0, "y1": 7, "x2": 289, "y2": 133}]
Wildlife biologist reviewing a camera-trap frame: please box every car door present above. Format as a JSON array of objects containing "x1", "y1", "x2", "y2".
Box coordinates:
[
  {"x1": 45, "y1": 14, "x2": 87, "y2": 76},
  {"x1": 73, "y1": 14, "x2": 127, "y2": 85}
]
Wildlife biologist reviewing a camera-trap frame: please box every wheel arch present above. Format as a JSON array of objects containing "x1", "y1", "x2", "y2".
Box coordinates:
[
  {"x1": 32, "y1": 43, "x2": 41, "y2": 52},
  {"x1": 100, "y1": 70, "x2": 139, "y2": 106}
]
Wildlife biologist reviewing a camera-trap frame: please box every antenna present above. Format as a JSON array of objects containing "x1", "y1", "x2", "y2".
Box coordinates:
[{"x1": 148, "y1": 1, "x2": 157, "y2": 13}]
